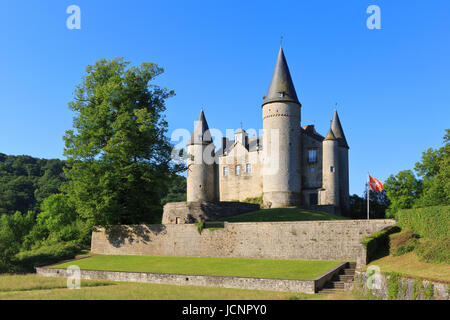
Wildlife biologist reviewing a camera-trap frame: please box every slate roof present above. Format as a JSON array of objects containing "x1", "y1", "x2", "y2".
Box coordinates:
[{"x1": 262, "y1": 47, "x2": 301, "y2": 107}]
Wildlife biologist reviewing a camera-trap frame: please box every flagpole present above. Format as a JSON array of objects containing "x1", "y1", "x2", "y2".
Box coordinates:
[{"x1": 367, "y1": 173, "x2": 370, "y2": 220}]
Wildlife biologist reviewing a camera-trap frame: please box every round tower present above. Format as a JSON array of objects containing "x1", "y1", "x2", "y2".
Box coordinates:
[
  {"x1": 331, "y1": 110, "x2": 350, "y2": 214},
  {"x1": 321, "y1": 128, "x2": 340, "y2": 207},
  {"x1": 186, "y1": 109, "x2": 217, "y2": 202},
  {"x1": 262, "y1": 47, "x2": 302, "y2": 208}
]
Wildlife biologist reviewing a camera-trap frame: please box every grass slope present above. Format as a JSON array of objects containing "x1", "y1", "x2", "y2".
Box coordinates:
[
  {"x1": 0, "y1": 274, "x2": 361, "y2": 300},
  {"x1": 218, "y1": 207, "x2": 347, "y2": 223},
  {"x1": 365, "y1": 229, "x2": 450, "y2": 282},
  {"x1": 50, "y1": 255, "x2": 342, "y2": 280},
  {"x1": 368, "y1": 252, "x2": 450, "y2": 282}
]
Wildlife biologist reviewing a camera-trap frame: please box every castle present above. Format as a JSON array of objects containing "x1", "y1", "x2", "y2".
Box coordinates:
[{"x1": 185, "y1": 47, "x2": 350, "y2": 215}]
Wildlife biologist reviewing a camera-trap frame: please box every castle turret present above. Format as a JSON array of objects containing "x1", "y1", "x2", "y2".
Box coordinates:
[
  {"x1": 187, "y1": 109, "x2": 217, "y2": 202},
  {"x1": 262, "y1": 47, "x2": 302, "y2": 208},
  {"x1": 321, "y1": 126, "x2": 340, "y2": 208},
  {"x1": 331, "y1": 110, "x2": 350, "y2": 214}
]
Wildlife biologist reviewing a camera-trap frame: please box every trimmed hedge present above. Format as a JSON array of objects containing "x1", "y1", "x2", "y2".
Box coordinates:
[
  {"x1": 396, "y1": 206, "x2": 449, "y2": 240},
  {"x1": 415, "y1": 238, "x2": 450, "y2": 264},
  {"x1": 362, "y1": 226, "x2": 401, "y2": 262}
]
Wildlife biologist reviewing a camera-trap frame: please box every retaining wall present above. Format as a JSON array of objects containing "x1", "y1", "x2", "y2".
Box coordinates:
[
  {"x1": 354, "y1": 270, "x2": 449, "y2": 300},
  {"x1": 36, "y1": 262, "x2": 348, "y2": 294},
  {"x1": 91, "y1": 219, "x2": 395, "y2": 267}
]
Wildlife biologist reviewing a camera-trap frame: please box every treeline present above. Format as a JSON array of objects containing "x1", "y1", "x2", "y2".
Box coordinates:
[
  {"x1": 384, "y1": 129, "x2": 449, "y2": 217},
  {"x1": 0, "y1": 154, "x2": 66, "y2": 215}
]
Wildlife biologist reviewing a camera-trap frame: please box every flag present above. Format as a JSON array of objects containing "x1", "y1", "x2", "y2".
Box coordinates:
[{"x1": 369, "y1": 175, "x2": 383, "y2": 192}]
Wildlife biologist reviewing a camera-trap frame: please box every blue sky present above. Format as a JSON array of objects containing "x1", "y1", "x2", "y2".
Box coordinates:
[{"x1": 0, "y1": 0, "x2": 449, "y2": 196}]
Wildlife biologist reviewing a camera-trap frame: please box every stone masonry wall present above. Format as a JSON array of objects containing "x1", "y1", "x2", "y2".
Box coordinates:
[
  {"x1": 91, "y1": 220, "x2": 395, "y2": 267},
  {"x1": 354, "y1": 270, "x2": 449, "y2": 300},
  {"x1": 162, "y1": 201, "x2": 260, "y2": 224}
]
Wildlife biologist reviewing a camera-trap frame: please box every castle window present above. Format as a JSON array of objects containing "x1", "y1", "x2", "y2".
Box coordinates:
[
  {"x1": 235, "y1": 165, "x2": 241, "y2": 175},
  {"x1": 223, "y1": 166, "x2": 228, "y2": 176},
  {"x1": 330, "y1": 166, "x2": 335, "y2": 173},
  {"x1": 246, "y1": 163, "x2": 251, "y2": 173},
  {"x1": 308, "y1": 149, "x2": 317, "y2": 163}
]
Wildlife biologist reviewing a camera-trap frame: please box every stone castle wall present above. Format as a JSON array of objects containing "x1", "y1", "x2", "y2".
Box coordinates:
[
  {"x1": 162, "y1": 201, "x2": 260, "y2": 224},
  {"x1": 218, "y1": 144, "x2": 263, "y2": 202},
  {"x1": 91, "y1": 219, "x2": 395, "y2": 267}
]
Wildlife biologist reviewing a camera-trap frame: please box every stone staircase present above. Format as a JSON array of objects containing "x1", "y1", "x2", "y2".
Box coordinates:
[{"x1": 318, "y1": 262, "x2": 356, "y2": 294}]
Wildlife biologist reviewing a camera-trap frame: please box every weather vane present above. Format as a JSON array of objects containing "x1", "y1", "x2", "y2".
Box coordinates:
[{"x1": 280, "y1": 36, "x2": 283, "y2": 47}]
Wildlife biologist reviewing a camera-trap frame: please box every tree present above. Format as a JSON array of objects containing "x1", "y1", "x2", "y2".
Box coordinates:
[
  {"x1": 161, "y1": 174, "x2": 187, "y2": 205},
  {"x1": 349, "y1": 188, "x2": 390, "y2": 219},
  {"x1": 384, "y1": 170, "x2": 422, "y2": 217},
  {"x1": 414, "y1": 129, "x2": 449, "y2": 207},
  {"x1": 63, "y1": 58, "x2": 181, "y2": 226}
]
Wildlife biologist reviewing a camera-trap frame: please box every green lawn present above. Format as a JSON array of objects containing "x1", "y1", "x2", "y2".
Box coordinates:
[
  {"x1": 0, "y1": 274, "x2": 362, "y2": 300},
  {"x1": 50, "y1": 255, "x2": 342, "y2": 280},
  {"x1": 218, "y1": 207, "x2": 347, "y2": 223}
]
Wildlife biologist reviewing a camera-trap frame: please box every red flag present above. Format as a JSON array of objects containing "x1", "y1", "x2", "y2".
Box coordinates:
[{"x1": 369, "y1": 175, "x2": 383, "y2": 192}]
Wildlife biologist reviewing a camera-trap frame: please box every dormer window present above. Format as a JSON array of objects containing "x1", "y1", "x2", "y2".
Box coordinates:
[
  {"x1": 223, "y1": 166, "x2": 228, "y2": 176},
  {"x1": 235, "y1": 165, "x2": 241, "y2": 175},
  {"x1": 278, "y1": 91, "x2": 285, "y2": 98}
]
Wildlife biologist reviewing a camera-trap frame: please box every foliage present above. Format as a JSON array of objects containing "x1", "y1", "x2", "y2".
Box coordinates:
[
  {"x1": 0, "y1": 154, "x2": 65, "y2": 215},
  {"x1": 387, "y1": 272, "x2": 402, "y2": 300},
  {"x1": 13, "y1": 242, "x2": 81, "y2": 273},
  {"x1": 395, "y1": 206, "x2": 449, "y2": 240},
  {"x1": 411, "y1": 278, "x2": 422, "y2": 300},
  {"x1": 361, "y1": 226, "x2": 401, "y2": 262},
  {"x1": 389, "y1": 230, "x2": 419, "y2": 257},
  {"x1": 391, "y1": 239, "x2": 418, "y2": 257},
  {"x1": 161, "y1": 174, "x2": 186, "y2": 205},
  {"x1": 242, "y1": 194, "x2": 263, "y2": 205},
  {"x1": 414, "y1": 130, "x2": 450, "y2": 207},
  {"x1": 349, "y1": 189, "x2": 390, "y2": 219},
  {"x1": 415, "y1": 238, "x2": 450, "y2": 264},
  {"x1": 0, "y1": 201, "x2": 88, "y2": 273},
  {"x1": 0, "y1": 211, "x2": 35, "y2": 273},
  {"x1": 62, "y1": 58, "x2": 182, "y2": 227},
  {"x1": 195, "y1": 221, "x2": 204, "y2": 234},
  {"x1": 384, "y1": 170, "x2": 422, "y2": 218},
  {"x1": 384, "y1": 129, "x2": 450, "y2": 216},
  {"x1": 423, "y1": 283, "x2": 435, "y2": 300}
]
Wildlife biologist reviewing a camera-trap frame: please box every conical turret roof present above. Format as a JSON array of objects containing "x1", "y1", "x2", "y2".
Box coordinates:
[
  {"x1": 189, "y1": 109, "x2": 213, "y2": 145},
  {"x1": 330, "y1": 110, "x2": 349, "y2": 148},
  {"x1": 324, "y1": 127, "x2": 337, "y2": 141},
  {"x1": 262, "y1": 47, "x2": 301, "y2": 107}
]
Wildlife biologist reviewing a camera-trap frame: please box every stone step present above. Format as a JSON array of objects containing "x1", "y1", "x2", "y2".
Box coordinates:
[
  {"x1": 319, "y1": 262, "x2": 355, "y2": 294},
  {"x1": 318, "y1": 288, "x2": 341, "y2": 294},
  {"x1": 325, "y1": 282, "x2": 345, "y2": 289},
  {"x1": 343, "y1": 269, "x2": 355, "y2": 275},
  {"x1": 335, "y1": 275, "x2": 354, "y2": 282}
]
